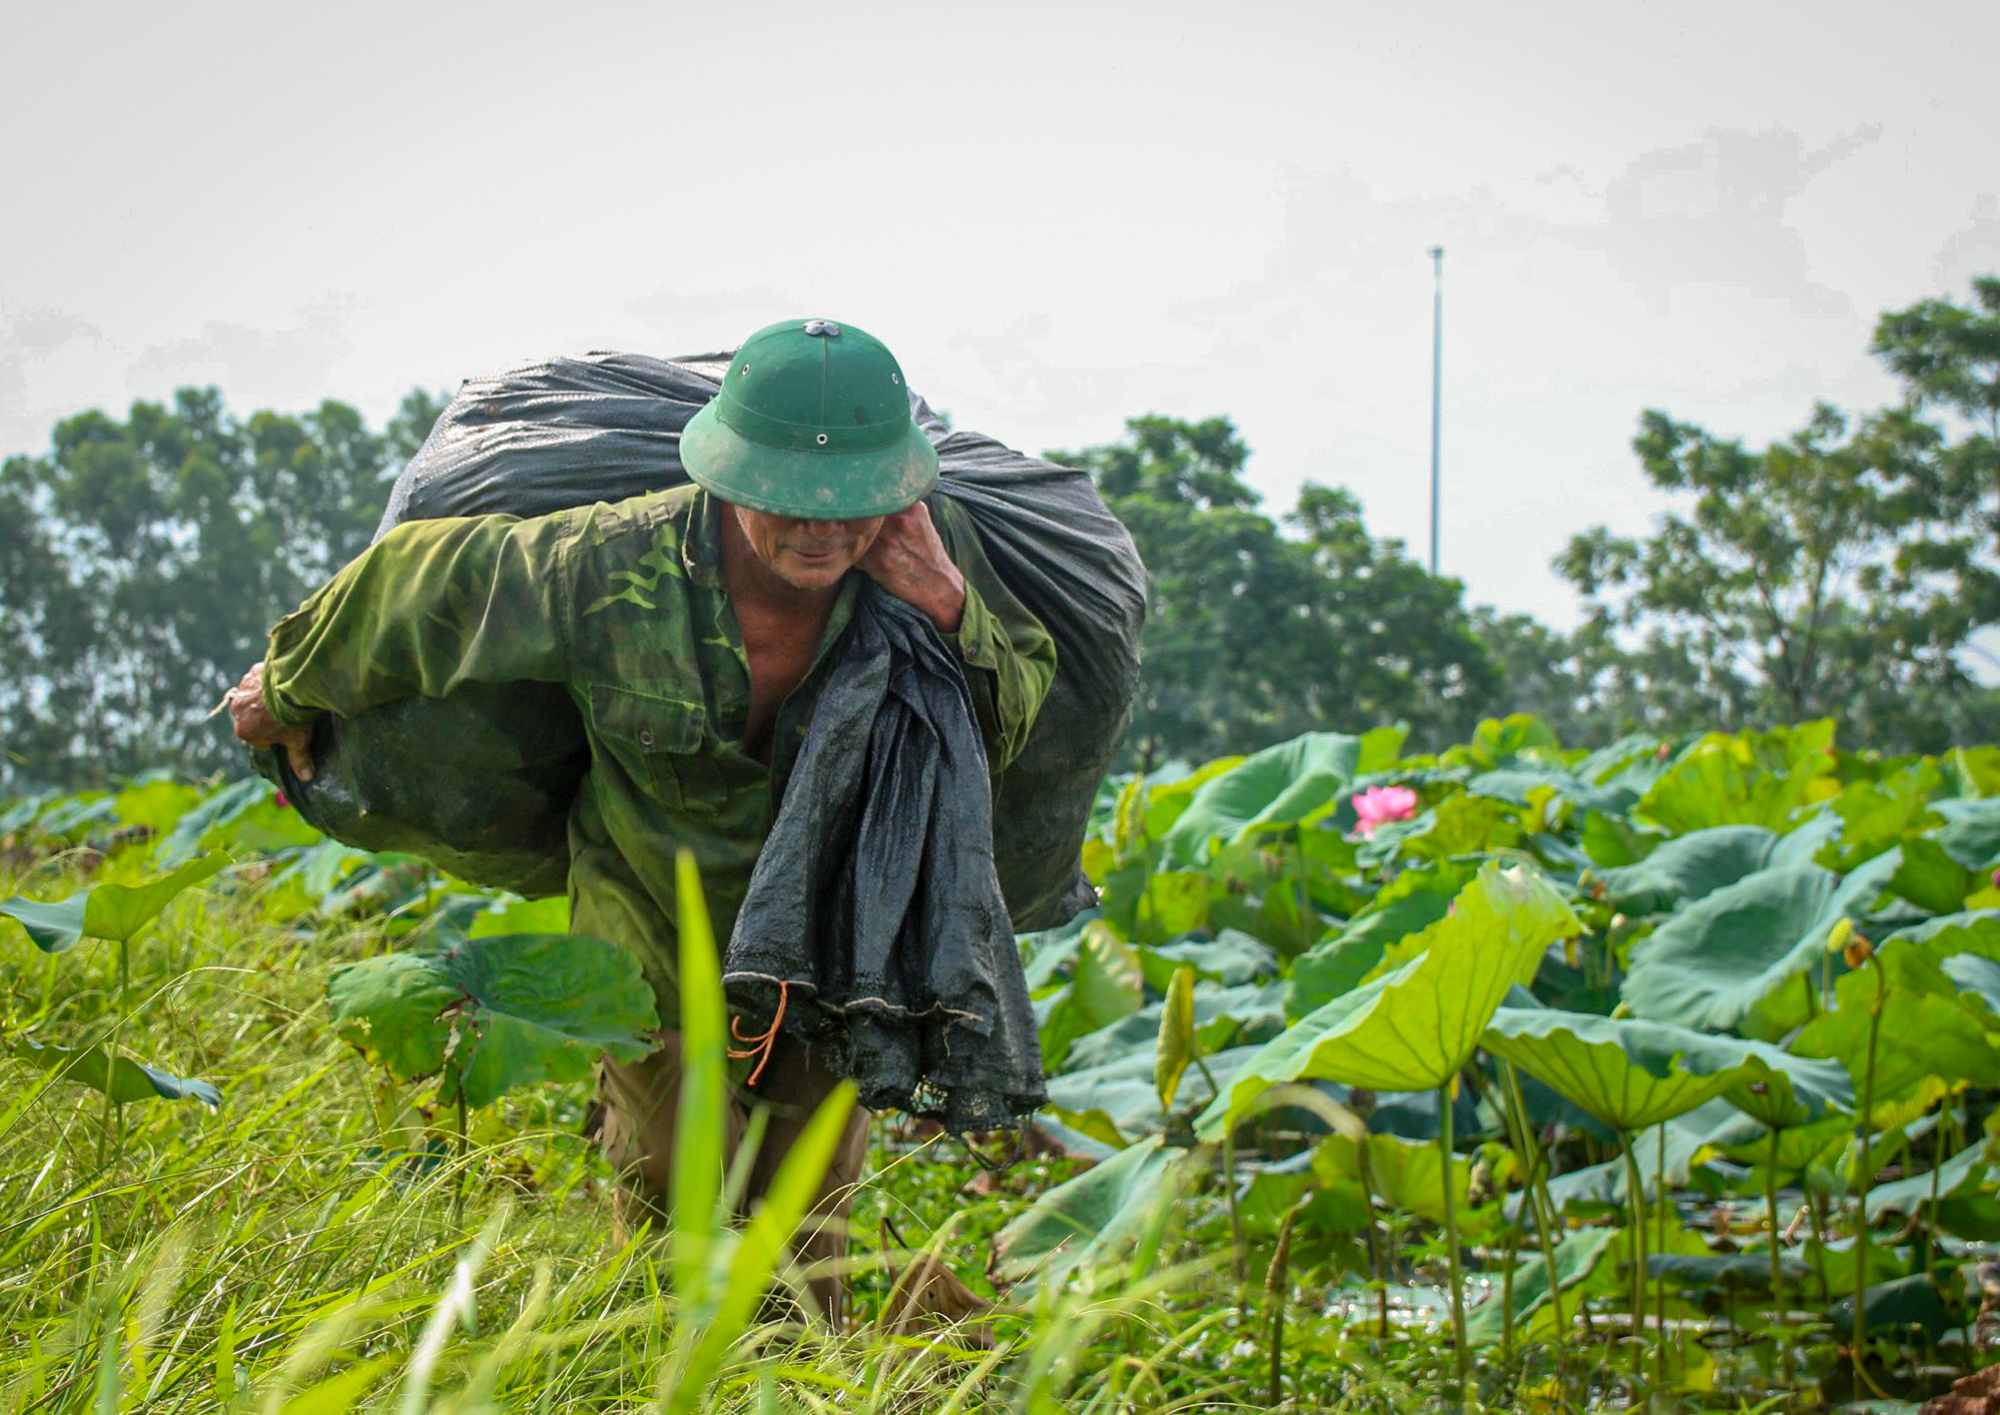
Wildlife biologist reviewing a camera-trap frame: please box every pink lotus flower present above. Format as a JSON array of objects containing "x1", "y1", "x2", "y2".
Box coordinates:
[{"x1": 1351, "y1": 785, "x2": 1418, "y2": 838}]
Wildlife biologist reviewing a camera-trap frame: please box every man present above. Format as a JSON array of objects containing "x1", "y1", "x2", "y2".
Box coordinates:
[{"x1": 230, "y1": 318, "x2": 1057, "y2": 1318}]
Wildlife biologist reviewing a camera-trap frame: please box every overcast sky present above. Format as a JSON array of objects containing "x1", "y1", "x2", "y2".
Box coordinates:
[{"x1": 4, "y1": 1, "x2": 1996, "y2": 628}]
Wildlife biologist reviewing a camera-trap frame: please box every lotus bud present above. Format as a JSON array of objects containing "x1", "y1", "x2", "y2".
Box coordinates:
[
  {"x1": 1610, "y1": 912, "x2": 1629, "y2": 933},
  {"x1": 1826, "y1": 918, "x2": 1854, "y2": 956},
  {"x1": 1990, "y1": 866, "x2": 2000, "y2": 891}
]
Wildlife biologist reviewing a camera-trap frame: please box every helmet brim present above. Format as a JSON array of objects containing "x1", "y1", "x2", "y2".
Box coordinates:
[{"x1": 682, "y1": 400, "x2": 940, "y2": 520}]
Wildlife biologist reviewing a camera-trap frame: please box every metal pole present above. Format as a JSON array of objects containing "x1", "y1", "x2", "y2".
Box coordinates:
[{"x1": 1429, "y1": 245, "x2": 1444, "y2": 577}]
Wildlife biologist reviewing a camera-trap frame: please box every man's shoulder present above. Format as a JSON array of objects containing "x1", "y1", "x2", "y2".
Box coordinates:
[
  {"x1": 567, "y1": 484, "x2": 706, "y2": 622},
  {"x1": 571, "y1": 483, "x2": 701, "y2": 547}
]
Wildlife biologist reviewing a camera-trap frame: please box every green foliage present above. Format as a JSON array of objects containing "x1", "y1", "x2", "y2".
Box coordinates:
[
  {"x1": 1560, "y1": 277, "x2": 2000, "y2": 752},
  {"x1": 0, "y1": 853, "x2": 229, "y2": 953},
  {"x1": 327, "y1": 933, "x2": 658, "y2": 1109},
  {"x1": 0, "y1": 385, "x2": 444, "y2": 785},
  {"x1": 10, "y1": 1037, "x2": 221, "y2": 1107},
  {"x1": 1051, "y1": 416, "x2": 1500, "y2": 767}
]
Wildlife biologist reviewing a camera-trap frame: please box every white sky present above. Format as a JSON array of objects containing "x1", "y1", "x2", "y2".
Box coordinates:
[{"x1": 4, "y1": 0, "x2": 1996, "y2": 628}]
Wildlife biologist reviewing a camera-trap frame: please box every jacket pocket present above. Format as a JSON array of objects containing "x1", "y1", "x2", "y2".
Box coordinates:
[{"x1": 588, "y1": 684, "x2": 712, "y2": 812}]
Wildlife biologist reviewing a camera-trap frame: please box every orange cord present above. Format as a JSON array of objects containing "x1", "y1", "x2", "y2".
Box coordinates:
[{"x1": 726, "y1": 979, "x2": 789, "y2": 1088}]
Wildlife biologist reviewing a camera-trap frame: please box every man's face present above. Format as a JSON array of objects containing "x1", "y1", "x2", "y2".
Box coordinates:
[{"x1": 731, "y1": 505, "x2": 887, "y2": 591}]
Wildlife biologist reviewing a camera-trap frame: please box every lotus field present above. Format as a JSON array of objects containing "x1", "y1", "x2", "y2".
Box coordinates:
[{"x1": 9, "y1": 716, "x2": 2000, "y2": 1409}]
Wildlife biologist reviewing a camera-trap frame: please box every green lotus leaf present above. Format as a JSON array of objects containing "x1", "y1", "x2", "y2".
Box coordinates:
[
  {"x1": 1074, "y1": 922, "x2": 1145, "y2": 1028},
  {"x1": 1888, "y1": 837, "x2": 1975, "y2": 914},
  {"x1": 1288, "y1": 863, "x2": 1476, "y2": 1015},
  {"x1": 1822, "y1": 763, "x2": 1943, "y2": 871},
  {"x1": 327, "y1": 932, "x2": 658, "y2": 1109},
  {"x1": 1043, "y1": 1043, "x2": 1259, "y2": 1137},
  {"x1": 1063, "y1": 983, "x2": 1286, "y2": 1076},
  {"x1": 1160, "y1": 729, "x2": 1402, "y2": 865},
  {"x1": 1466, "y1": 1227, "x2": 1615, "y2": 1346},
  {"x1": 1632, "y1": 721, "x2": 1836, "y2": 835},
  {"x1": 1793, "y1": 912, "x2": 2000, "y2": 1114},
  {"x1": 1136, "y1": 928, "x2": 1276, "y2": 991},
  {"x1": 1934, "y1": 796, "x2": 2000, "y2": 870},
  {"x1": 1196, "y1": 865, "x2": 1577, "y2": 1137},
  {"x1": 1312, "y1": 1131, "x2": 1470, "y2": 1227},
  {"x1": 1483, "y1": 1008, "x2": 1797, "y2": 1134},
  {"x1": 1620, "y1": 851, "x2": 1899, "y2": 1036},
  {"x1": 0, "y1": 853, "x2": 231, "y2": 953},
  {"x1": 12, "y1": 1038, "x2": 221, "y2": 1107},
  {"x1": 992, "y1": 1135, "x2": 1189, "y2": 1287},
  {"x1": 156, "y1": 778, "x2": 267, "y2": 866},
  {"x1": 1645, "y1": 1252, "x2": 1814, "y2": 1293},
  {"x1": 1596, "y1": 825, "x2": 1779, "y2": 917},
  {"x1": 1466, "y1": 767, "x2": 1635, "y2": 817},
  {"x1": 1864, "y1": 1142, "x2": 1985, "y2": 1221}
]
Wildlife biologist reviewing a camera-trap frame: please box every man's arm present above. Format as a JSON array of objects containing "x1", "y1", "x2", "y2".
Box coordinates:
[
  {"x1": 879, "y1": 498, "x2": 1056, "y2": 771},
  {"x1": 235, "y1": 512, "x2": 576, "y2": 769}
]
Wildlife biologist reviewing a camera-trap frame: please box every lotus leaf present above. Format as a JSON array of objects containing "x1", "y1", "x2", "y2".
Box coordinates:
[
  {"x1": 1045, "y1": 1044, "x2": 1261, "y2": 1137},
  {"x1": 1822, "y1": 764, "x2": 1943, "y2": 871},
  {"x1": 1935, "y1": 795, "x2": 2000, "y2": 869},
  {"x1": 1863, "y1": 1142, "x2": 1985, "y2": 1220},
  {"x1": 1313, "y1": 1131, "x2": 1470, "y2": 1227},
  {"x1": 1827, "y1": 1272, "x2": 1961, "y2": 1339},
  {"x1": 1465, "y1": 1227, "x2": 1615, "y2": 1345},
  {"x1": 1196, "y1": 865, "x2": 1577, "y2": 1137},
  {"x1": 1889, "y1": 837, "x2": 1974, "y2": 914},
  {"x1": 1136, "y1": 929, "x2": 1276, "y2": 990},
  {"x1": 327, "y1": 932, "x2": 658, "y2": 1109},
  {"x1": 0, "y1": 853, "x2": 231, "y2": 954},
  {"x1": 992, "y1": 1135, "x2": 1188, "y2": 1286},
  {"x1": 1794, "y1": 913, "x2": 2000, "y2": 1116},
  {"x1": 11, "y1": 1038, "x2": 221, "y2": 1107},
  {"x1": 1160, "y1": 729, "x2": 1401, "y2": 865},
  {"x1": 1632, "y1": 721, "x2": 1836, "y2": 835},
  {"x1": 1482, "y1": 1009, "x2": 1814, "y2": 1134},
  {"x1": 1619, "y1": 851, "x2": 1898, "y2": 1035},
  {"x1": 1596, "y1": 825, "x2": 1778, "y2": 917},
  {"x1": 1467, "y1": 767, "x2": 1635, "y2": 817},
  {"x1": 1644, "y1": 1252, "x2": 1814, "y2": 1293}
]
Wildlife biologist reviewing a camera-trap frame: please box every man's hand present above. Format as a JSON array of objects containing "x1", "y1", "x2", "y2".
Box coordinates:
[
  {"x1": 856, "y1": 503, "x2": 966, "y2": 634},
  {"x1": 228, "y1": 662, "x2": 317, "y2": 783}
]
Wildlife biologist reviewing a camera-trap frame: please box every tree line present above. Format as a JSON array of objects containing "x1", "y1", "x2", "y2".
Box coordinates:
[{"x1": 2, "y1": 277, "x2": 1995, "y2": 787}]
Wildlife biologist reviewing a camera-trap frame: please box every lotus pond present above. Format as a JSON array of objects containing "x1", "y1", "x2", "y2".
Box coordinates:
[{"x1": 7, "y1": 715, "x2": 2000, "y2": 1411}]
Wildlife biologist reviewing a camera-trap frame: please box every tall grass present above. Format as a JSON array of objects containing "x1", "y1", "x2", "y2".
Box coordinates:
[{"x1": 0, "y1": 846, "x2": 1293, "y2": 1413}]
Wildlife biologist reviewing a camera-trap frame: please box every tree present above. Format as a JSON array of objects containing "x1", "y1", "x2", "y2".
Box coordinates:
[
  {"x1": 1053, "y1": 417, "x2": 1499, "y2": 769},
  {"x1": 1557, "y1": 399, "x2": 1995, "y2": 752},
  {"x1": 0, "y1": 387, "x2": 445, "y2": 786}
]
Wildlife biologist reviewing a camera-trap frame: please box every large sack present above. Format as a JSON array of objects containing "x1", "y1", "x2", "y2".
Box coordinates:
[{"x1": 256, "y1": 351, "x2": 1145, "y2": 930}]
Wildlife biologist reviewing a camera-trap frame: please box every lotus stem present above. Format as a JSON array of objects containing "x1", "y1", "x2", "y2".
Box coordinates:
[
  {"x1": 1437, "y1": 1080, "x2": 1470, "y2": 1397},
  {"x1": 1355, "y1": 1136, "x2": 1391, "y2": 1339},
  {"x1": 1222, "y1": 1131, "x2": 1247, "y2": 1290},
  {"x1": 1852, "y1": 954, "x2": 1886, "y2": 1394},
  {"x1": 1617, "y1": 1130, "x2": 1648, "y2": 1384},
  {"x1": 1499, "y1": 1061, "x2": 1568, "y2": 1348},
  {"x1": 1655, "y1": 1128, "x2": 1669, "y2": 1390},
  {"x1": 1265, "y1": 1205, "x2": 1296, "y2": 1409},
  {"x1": 1766, "y1": 1125, "x2": 1792, "y2": 1386}
]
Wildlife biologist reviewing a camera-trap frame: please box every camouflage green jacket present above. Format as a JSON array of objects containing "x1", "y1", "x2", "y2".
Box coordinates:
[{"x1": 262, "y1": 486, "x2": 1056, "y2": 1011}]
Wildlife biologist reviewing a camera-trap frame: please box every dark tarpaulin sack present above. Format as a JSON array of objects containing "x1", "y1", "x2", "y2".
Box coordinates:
[
  {"x1": 725, "y1": 581, "x2": 1049, "y2": 1132},
  {"x1": 257, "y1": 350, "x2": 1145, "y2": 932}
]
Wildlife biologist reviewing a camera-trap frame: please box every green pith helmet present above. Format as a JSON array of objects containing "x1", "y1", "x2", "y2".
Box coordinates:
[{"x1": 680, "y1": 318, "x2": 940, "y2": 520}]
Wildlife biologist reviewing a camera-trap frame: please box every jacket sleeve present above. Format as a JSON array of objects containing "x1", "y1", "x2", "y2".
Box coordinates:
[
  {"x1": 260, "y1": 512, "x2": 574, "y2": 726},
  {"x1": 930, "y1": 498, "x2": 1056, "y2": 771}
]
